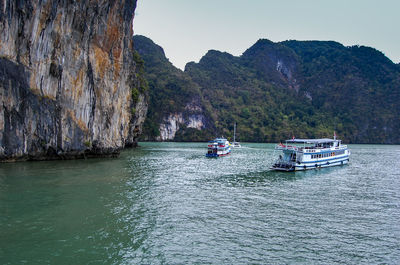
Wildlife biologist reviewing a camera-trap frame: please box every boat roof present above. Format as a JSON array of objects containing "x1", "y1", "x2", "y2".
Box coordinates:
[
  {"x1": 285, "y1": 138, "x2": 339, "y2": 144},
  {"x1": 208, "y1": 138, "x2": 228, "y2": 143}
]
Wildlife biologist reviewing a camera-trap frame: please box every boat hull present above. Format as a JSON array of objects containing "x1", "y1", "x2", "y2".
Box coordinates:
[
  {"x1": 271, "y1": 157, "x2": 349, "y2": 171},
  {"x1": 206, "y1": 152, "x2": 231, "y2": 158}
]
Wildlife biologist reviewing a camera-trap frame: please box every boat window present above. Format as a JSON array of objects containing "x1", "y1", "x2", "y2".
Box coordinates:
[{"x1": 335, "y1": 150, "x2": 345, "y2": 155}]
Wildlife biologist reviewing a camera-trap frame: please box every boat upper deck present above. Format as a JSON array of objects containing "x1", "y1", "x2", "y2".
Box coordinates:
[
  {"x1": 208, "y1": 138, "x2": 230, "y2": 149},
  {"x1": 286, "y1": 138, "x2": 338, "y2": 144},
  {"x1": 208, "y1": 138, "x2": 228, "y2": 143},
  {"x1": 275, "y1": 138, "x2": 347, "y2": 153}
]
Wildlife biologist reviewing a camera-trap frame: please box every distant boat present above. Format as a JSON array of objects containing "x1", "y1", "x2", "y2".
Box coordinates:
[
  {"x1": 206, "y1": 138, "x2": 231, "y2": 157},
  {"x1": 270, "y1": 134, "x2": 350, "y2": 171},
  {"x1": 231, "y1": 123, "x2": 241, "y2": 148}
]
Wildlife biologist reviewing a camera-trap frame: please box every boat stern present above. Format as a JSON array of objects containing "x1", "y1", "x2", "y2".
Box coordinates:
[{"x1": 270, "y1": 162, "x2": 296, "y2": 171}]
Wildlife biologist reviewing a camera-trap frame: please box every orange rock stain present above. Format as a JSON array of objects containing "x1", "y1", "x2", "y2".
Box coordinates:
[
  {"x1": 72, "y1": 68, "x2": 85, "y2": 100},
  {"x1": 67, "y1": 109, "x2": 89, "y2": 133},
  {"x1": 92, "y1": 5, "x2": 123, "y2": 81},
  {"x1": 93, "y1": 46, "x2": 109, "y2": 79}
]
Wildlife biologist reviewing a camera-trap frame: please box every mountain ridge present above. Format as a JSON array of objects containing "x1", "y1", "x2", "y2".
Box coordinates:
[{"x1": 135, "y1": 35, "x2": 400, "y2": 144}]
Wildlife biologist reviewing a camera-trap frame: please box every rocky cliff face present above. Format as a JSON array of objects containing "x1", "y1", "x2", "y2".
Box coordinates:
[
  {"x1": 156, "y1": 100, "x2": 207, "y2": 141},
  {"x1": 0, "y1": 0, "x2": 147, "y2": 161}
]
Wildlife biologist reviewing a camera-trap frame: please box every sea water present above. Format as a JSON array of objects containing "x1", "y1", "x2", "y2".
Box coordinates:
[{"x1": 1, "y1": 143, "x2": 399, "y2": 264}]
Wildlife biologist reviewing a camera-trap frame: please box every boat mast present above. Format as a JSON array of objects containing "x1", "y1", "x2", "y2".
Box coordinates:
[{"x1": 233, "y1": 123, "x2": 236, "y2": 143}]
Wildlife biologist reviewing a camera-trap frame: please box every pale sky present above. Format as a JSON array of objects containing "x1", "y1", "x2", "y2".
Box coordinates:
[{"x1": 134, "y1": 0, "x2": 400, "y2": 70}]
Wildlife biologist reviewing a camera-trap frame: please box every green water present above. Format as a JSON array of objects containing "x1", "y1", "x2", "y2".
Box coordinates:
[{"x1": 1, "y1": 142, "x2": 400, "y2": 264}]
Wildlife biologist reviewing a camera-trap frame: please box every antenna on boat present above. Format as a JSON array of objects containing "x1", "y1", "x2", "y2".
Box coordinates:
[
  {"x1": 333, "y1": 117, "x2": 338, "y2": 141},
  {"x1": 233, "y1": 123, "x2": 236, "y2": 143}
]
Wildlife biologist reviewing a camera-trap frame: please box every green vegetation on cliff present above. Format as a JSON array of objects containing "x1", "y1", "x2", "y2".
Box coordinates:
[
  {"x1": 134, "y1": 36, "x2": 400, "y2": 144},
  {"x1": 282, "y1": 41, "x2": 400, "y2": 143}
]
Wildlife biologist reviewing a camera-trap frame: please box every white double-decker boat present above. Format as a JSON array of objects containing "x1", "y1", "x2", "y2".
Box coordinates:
[{"x1": 270, "y1": 136, "x2": 350, "y2": 171}]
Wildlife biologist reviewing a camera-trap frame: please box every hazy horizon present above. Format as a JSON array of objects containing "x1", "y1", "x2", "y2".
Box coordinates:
[{"x1": 134, "y1": 0, "x2": 400, "y2": 70}]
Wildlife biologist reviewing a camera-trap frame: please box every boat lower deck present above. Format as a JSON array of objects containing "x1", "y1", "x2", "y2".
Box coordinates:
[{"x1": 271, "y1": 157, "x2": 349, "y2": 171}]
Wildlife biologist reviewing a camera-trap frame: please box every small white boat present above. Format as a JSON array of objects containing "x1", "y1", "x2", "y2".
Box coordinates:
[
  {"x1": 206, "y1": 138, "x2": 231, "y2": 157},
  {"x1": 231, "y1": 123, "x2": 241, "y2": 148},
  {"x1": 232, "y1": 142, "x2": 241, "y2": 148},
  {"x1": 270, "y1": 135, "x2": 350, "y2": 171}
]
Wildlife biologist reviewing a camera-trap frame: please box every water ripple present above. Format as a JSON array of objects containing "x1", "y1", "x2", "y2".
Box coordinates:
[{"x1": 1, "y1": 143, "x2": 400, "y2": 264}]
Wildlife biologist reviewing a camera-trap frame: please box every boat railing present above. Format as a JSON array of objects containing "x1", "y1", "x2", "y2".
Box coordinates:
[
  {"x1": 275, "y1": 144, "x2": 298, "y2": 151},
  {"x1": 274, "y1": 157, "x2": 296, "y2": 165}
]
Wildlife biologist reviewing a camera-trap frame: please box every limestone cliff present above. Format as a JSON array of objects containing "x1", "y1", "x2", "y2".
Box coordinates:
[
  {"x1": 156, "y1": 100, "x2": 207, "y2": 141},
  {"x1": 0, "y1": 0, "x2": 147, "y2": 161}
]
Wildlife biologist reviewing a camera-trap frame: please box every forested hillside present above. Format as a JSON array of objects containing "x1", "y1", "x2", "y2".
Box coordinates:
[
  {"x1": 282, "y1": 41, "x2": 400, "y2": 143},
  {"x1": 135, "y1": 35, "x2": 400, "y2": 144},
  {"x1": 133, "y1": 36, "x2": 215, "y2": 141}
]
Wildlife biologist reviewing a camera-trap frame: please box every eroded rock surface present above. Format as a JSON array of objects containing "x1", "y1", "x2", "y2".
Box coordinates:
[{"x1": 0, "y1": 0, "x2": 147, "y2": 161}]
